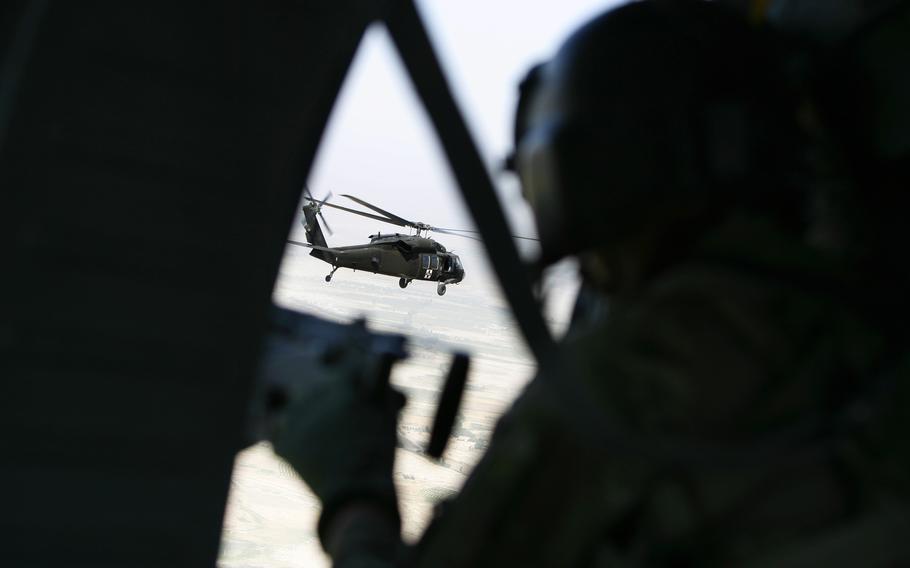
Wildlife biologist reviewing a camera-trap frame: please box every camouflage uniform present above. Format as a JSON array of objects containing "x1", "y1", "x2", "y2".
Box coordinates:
[{"x1": 409, "y1": 216, "x2": 909, "y2": 567}]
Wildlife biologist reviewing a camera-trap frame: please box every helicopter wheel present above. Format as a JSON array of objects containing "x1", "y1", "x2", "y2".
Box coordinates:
[
  {"x1": 399, "y1": 277, "x2": 409, "y2": 289},
  {"x1": 325, "y1": 275, "x2": 332, "y2": 282},
  {"x1": 437, "y1": 283, "x2": 447, "y2": 296}
]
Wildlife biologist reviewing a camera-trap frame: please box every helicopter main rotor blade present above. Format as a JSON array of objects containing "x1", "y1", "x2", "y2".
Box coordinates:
[
  {"x1": 321, "y1": 201, "x2": 409, "y2": 227},
  {"x1": 430, "y1": 226, "x2": 481, "y2": 234},
  {"x1": 341, "y1": 194, "x2": 416, "y2": 228},
  {"x1": 433, "y1": 227, "x2": 539, "y2": 242},
  {"x1": 431, "y1": 228, "x2": 484, "y2": 242},
  {"x1": 286, "y1": 239, "x2": 338, "y2": 253},
  {"x1": 317, "y1": 192, "x2": 539, "y2": 242}
]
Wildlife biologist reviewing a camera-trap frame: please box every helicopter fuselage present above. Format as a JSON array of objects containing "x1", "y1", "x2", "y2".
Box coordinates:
[
  {"x1": 324, "y1": 234, "x2": 465, "y2": 284},
  {"x1": 298, "y1": 202, "x2": 465, "y2": 294}
]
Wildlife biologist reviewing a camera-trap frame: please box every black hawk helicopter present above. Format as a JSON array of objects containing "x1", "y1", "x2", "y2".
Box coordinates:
[{"x1": 288, "y1": 192, "x2": 487, "y2": 295}]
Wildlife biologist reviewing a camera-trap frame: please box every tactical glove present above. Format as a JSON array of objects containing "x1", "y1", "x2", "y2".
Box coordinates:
[{"x1": 270, "y1": 337, "x2": 405, "y2": 547}]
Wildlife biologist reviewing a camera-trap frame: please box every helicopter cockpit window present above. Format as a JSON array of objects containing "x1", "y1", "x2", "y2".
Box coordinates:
[{"x1": 420, "y1": 254, "x2": 441, "y2": 270}]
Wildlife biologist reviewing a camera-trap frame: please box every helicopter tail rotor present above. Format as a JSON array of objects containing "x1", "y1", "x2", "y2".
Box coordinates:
[
  {"x1": 316, "y1": 191, "x2": 334, "y2": 236},
  {"x1": 303, "y1": 186, "x2": 334, "y2": 236}
]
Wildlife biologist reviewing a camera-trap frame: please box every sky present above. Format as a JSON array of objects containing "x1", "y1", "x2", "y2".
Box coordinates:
[
  {"x1": 281, "y1": 0, "x2": 630, "y2": 345},
  {"x1": 302, "y1": 0, "x2": 622, "y2": 283}
]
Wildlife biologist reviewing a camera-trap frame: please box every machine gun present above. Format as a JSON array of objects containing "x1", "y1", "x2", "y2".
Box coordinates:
[{"x1": 248, "y1": 305, "x2": 470, "y2": 460}]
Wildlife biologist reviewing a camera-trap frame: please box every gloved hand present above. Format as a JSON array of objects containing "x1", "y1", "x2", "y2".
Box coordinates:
[{"x1": 269, "y1": 336, "x2": 406, "y2": 546}]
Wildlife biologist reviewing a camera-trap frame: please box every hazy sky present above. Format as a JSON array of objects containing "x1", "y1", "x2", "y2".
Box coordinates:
[
  {"x1": 302, "y1": 0, "x2": 621, "y2": 270},
  {"x1": 289, "y1": 0, "x2": 623, "y2": 333}
]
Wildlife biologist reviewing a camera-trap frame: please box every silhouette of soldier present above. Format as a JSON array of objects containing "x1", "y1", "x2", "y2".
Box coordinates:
[{"x1": 272, "y1": 1, "x2": 909, "y2": 565}]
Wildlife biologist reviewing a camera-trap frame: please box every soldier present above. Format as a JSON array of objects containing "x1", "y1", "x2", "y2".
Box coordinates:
[{"x1": 272, "y1": 1, "x2": 909, "y2": 566}]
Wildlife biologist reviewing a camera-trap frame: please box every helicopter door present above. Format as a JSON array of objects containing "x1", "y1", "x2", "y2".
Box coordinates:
[{"x1": 420, "y1": 254, "x2": 439, "y2": 279}]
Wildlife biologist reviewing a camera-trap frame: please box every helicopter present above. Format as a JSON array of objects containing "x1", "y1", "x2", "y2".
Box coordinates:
[{"x1": 287, "y1": 192, "x2": 483, "y2": 295}]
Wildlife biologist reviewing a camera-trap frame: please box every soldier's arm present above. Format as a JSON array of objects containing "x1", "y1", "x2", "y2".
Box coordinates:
[
  {"x1": 322, "y1": 503, "x2": 400, "y2": 568},
  {"x1": 404, "y1": 269, "x2": 779, "y2": 567}
]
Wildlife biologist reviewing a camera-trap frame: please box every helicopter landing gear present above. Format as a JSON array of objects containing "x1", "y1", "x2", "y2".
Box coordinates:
[
  {"x1": 437, "y1": 283, "x2": 447, "y2": 296},
  {"x1": 399, "y1": 277, "x2": 410, "y2": 289},
  {"x1": 325, "y1": 266, "x2": 339, "y2": 282}
]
